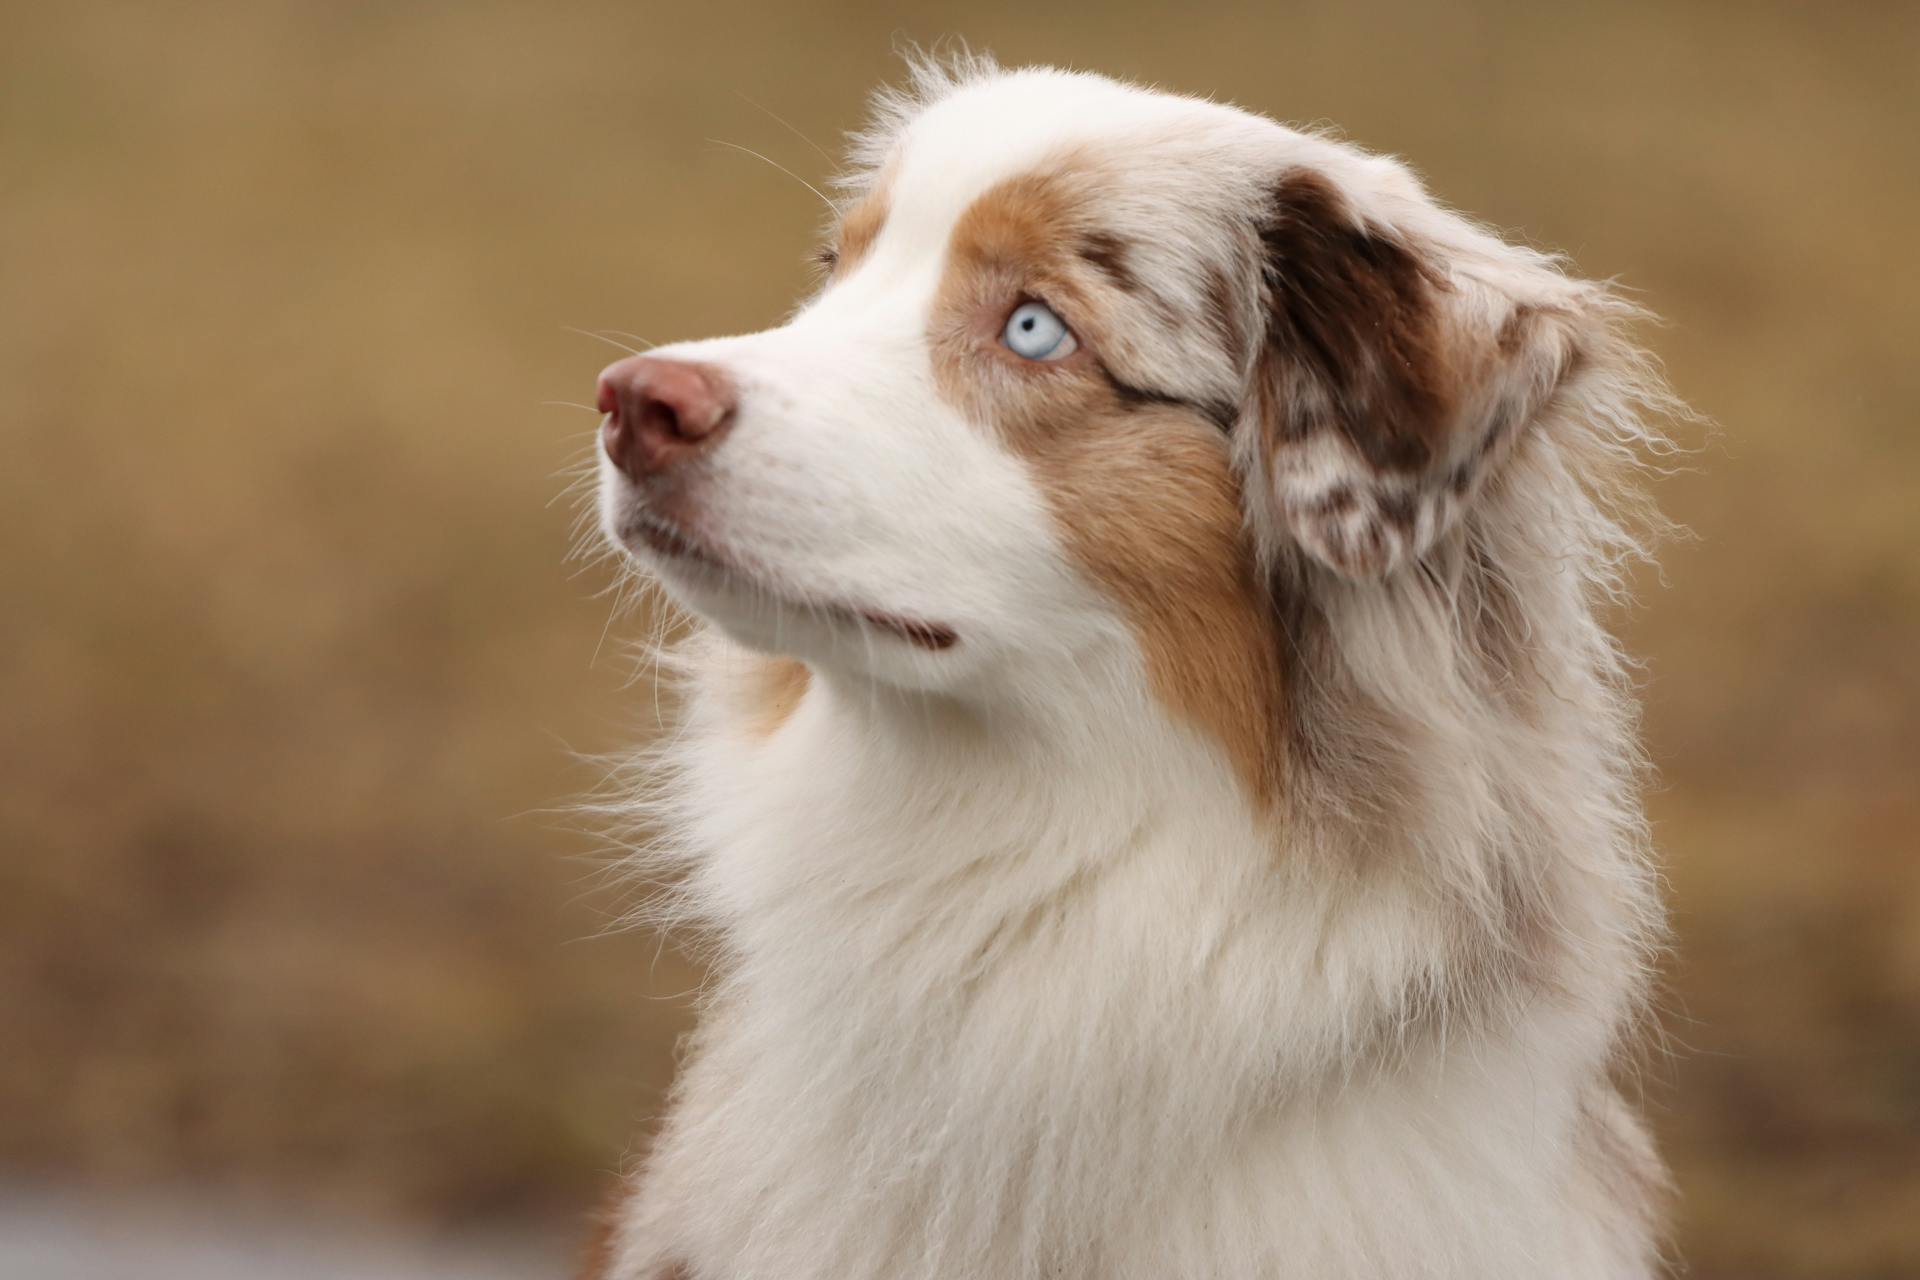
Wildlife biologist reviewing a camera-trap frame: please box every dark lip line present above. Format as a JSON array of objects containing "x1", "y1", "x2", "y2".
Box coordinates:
[{"x1": 626, "y1": 511, "x2": 959, "y2": 653}]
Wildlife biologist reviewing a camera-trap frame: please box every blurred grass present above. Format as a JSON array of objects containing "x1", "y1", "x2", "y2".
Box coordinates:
[{"x1": 1, "y1": 0, "x2": 1916, "y2": 1274}]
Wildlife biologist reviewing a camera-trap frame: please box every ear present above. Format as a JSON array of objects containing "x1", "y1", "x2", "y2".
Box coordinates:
[{"x1": 1238, "y1": 167, "x2": 1585, "y2": 579}]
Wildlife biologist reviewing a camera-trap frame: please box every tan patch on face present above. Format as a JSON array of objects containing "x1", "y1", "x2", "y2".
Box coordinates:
[
  {"x1": 835, "y1": 191, "x2": 889, "y2": 269},
  {"x1": 930, "y1": 171, "x2": 1287, "y2": 802},
  {"x1": 928, "y1": 169, "x2": 1130, "y2": 449},
  {"x1": 822, "y1": 165, "x2": 896, "y2": 277},
  {"x1": 1028, "y1": 412, "x2": 1288, "y2": 800}
]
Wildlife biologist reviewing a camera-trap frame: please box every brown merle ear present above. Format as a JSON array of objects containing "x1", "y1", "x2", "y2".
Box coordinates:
[{"x1": 1238, "y1": 168, "x2": 1583, "y2": 579}]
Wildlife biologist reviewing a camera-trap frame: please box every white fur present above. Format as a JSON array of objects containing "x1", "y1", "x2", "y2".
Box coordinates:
[{"x1": 590, "y1": 57, "x2": 1677, "y2": 1280}]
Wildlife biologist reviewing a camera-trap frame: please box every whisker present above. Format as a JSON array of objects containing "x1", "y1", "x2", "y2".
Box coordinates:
[
  {"x1": 548, "y1": 474, "x2": 599, "y2": 512},
  {"x1": 590, "y1": 570, "x2": 633, "y2": 670},
  {"x1": 564, "y1": 325, "x2": 649, "y2": 357},
  {"x1": 706, "y1": 138, "x2": 833, "y2": 210},
  {"x1": 734, "y1": 92, "x2": 836, "y2": 163}
]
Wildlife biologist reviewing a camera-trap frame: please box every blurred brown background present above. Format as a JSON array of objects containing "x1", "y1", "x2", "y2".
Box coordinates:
[{"x1": 2, "y1": 1, "x2": 1916, "y2": 1276}]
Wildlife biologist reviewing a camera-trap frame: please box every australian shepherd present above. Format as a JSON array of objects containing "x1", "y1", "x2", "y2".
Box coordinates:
[{"x1": 584, "y1": 54, "x2": 1680, "y2": 1280}]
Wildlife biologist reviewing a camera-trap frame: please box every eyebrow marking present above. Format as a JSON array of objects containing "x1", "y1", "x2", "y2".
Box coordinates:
[
  {"x1": 1077, "y1": 230, "x2": 1139, "y2": 293},
  {"x1": 1075, "y1": 227, "x2": 1236, "y2": 430},
  {"x1": 1096, "y1": 360, "x2": 1238, "y2": 434}
]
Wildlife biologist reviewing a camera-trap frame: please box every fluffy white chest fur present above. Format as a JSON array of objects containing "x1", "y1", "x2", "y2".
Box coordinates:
[
  {"x1": 605, "y1": 648, "x2": 1659, "y2": 1280},
  {"x1": 586, "y1": 55, "x2": 1675, "y2": 1280}
]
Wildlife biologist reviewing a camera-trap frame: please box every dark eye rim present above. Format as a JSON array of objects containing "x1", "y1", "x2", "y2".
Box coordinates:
[
  {"x1": 1004, "y1": 293, "x2": 1070, "y2": 328},
  {"x1": 1093, "y1": 360, "x2": 1241, "y2": 435}
]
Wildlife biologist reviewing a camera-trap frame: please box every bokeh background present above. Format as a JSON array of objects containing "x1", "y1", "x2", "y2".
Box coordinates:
[{"x1": 3, "y1": 2, "x2": 1916, "y2": 1276}]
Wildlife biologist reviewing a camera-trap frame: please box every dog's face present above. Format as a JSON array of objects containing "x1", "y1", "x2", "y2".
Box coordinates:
[{"x1": 599, "y1": 64, "x2": 1589, "y2": 771}]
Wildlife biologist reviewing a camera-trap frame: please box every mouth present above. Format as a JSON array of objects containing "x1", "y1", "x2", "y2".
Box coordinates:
[{"x1": 627, "y1": 512, "x2": 958, "y2": 653}]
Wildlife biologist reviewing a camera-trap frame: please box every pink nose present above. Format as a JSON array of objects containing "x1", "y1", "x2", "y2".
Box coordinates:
[{"x1": 597, "y1": 355, "x2": 736, "y2": 481}]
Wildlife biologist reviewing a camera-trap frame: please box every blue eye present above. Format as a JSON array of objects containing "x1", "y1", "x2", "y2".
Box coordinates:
[{"x1": 1001, "y1": 300, "x2": 1077, "y2": 361}]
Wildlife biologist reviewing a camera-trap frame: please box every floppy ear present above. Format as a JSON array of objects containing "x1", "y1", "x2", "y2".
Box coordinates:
[{"x1": 1239, "y1": 167, "x2": 1584, "y2": 579}]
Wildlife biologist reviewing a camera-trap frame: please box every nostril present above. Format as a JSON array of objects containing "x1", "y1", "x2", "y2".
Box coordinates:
[
  {"x1": 641, "y1": 397, "x2": 685, "y2": 441},
  {"x1": 596, "y1": 355, "x2": 735, "y2": 480}
]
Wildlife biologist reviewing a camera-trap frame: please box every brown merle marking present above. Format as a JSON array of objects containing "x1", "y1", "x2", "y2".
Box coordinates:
[
  {"x1": 1077, "y1": 229, "x2": 1139, "y2": 293},
  {"x1": 1496, "y1": 304, "x2": 1536, "y2": 355},
  {"x1": 1258, "y1": 169, "x2": 1452, "y2": 474},
  {"x1": 1303, "y1": 485, "x2": 1359, "y2": 518},
  {"x1": 1376, "y1": 489, "x2": 1419, "y2": 533}
]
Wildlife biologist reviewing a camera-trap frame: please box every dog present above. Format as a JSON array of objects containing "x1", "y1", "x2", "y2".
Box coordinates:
[{"x1": 584, "y1": 53, "x2": 1680, "y2": 1280}]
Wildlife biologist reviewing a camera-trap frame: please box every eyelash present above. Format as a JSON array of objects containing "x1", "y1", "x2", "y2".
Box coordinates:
[{"x1": 811, "y1": 244, "x2": 840, "y2": 274}]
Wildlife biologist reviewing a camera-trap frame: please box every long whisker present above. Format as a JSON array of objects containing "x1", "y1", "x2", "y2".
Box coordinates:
[
  {"x1": 734, "y1": 92, "x2": 836, "y2": 163},
  {"x1": 565, "y1": 325, "x2": 649, "y2": 357},
  {"x1": 600, "y1": 330, "x2": 658, "y2": 351},
  {"x1": 706, "y1": 138, "x2": 833, "y2": 210}
]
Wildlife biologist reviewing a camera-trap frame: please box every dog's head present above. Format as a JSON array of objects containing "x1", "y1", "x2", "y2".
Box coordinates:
[{"x1": 598, "y1": 59, "x2": 1628, "y2": 785}]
